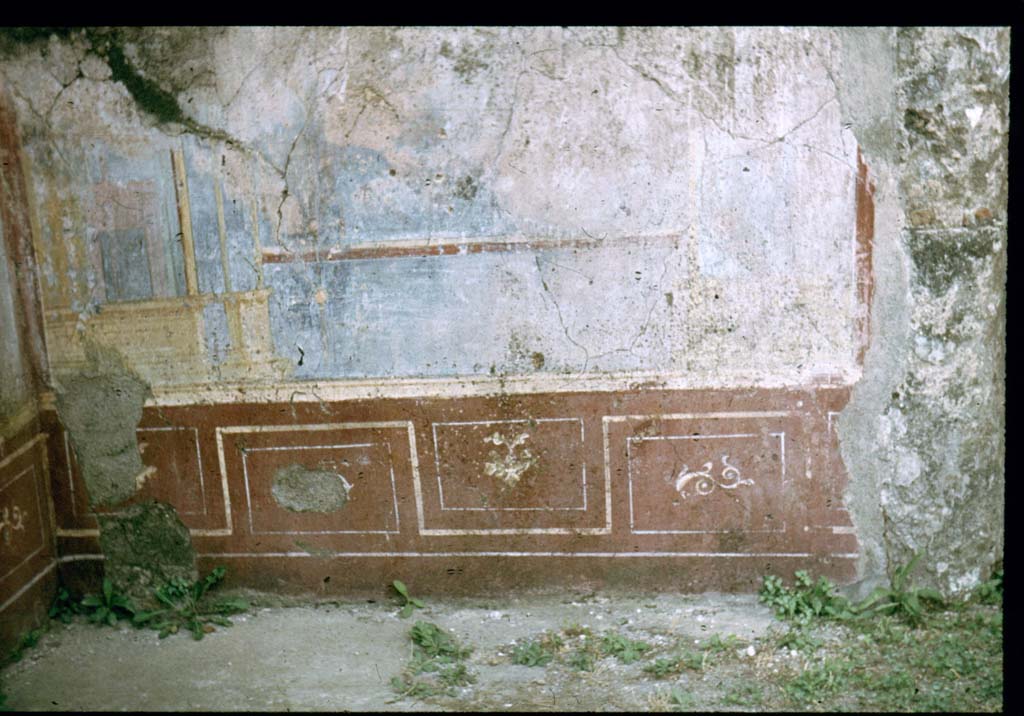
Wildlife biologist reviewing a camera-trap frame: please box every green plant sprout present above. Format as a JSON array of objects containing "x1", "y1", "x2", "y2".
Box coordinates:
[
  {"x1": 132, "y1": 566, "x2": 248, "y2": 640},
  {"x1": 81, "y1": 579, "x2": 135, "y2": 626},
  {"x1": 392, "y1": 580, "x2": 426, "y2": 618}
]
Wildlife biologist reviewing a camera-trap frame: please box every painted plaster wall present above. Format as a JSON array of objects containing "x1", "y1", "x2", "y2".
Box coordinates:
[
  {"x1": 0, "y1": 27, "x2": 1008, "y2": 599},
  {"x1": 0, "y1": 219, "x2": 31, "y2": 421},
  {"x1": 0, "y1": 27, "x2": 863, "y2": 387},
  {"x1": 0, "y1": 86, "x2": 57, "y2": 657}
]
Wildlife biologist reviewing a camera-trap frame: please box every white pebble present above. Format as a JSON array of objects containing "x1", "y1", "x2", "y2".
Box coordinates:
[{"x1": 746, "y1": 645, "x2": 756, "y2": 657}]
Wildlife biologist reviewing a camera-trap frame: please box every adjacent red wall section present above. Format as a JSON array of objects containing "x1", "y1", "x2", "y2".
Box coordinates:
[
  {"x1": 0, "y1": 84, "x2": 57, "y2": 657},
  {"x1": 0, "y1": 424, "x2": 56, "y2": 656},
  {"x1": 46, "y1": 385, "x2": 858, "y2": 596}
]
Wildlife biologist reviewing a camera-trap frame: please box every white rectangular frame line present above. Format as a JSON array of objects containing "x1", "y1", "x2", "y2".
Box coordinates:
[
  {"x1": 219, "y1": 422, "x2": 418, "y2": 540},
  {"x1": 626, "y1": 432, "x2": 788, "y2": 534},
  {"x1": 431, "y1": 418, "x2": 587, "y2": 512},
  {"x1": 422, "y1": 417, "x2": 608, "y2": 535},
  {"x1": 59, "y1": 426, "x2": 229, "y2": 537},
  {"x1": 240, "y1": 442, "x2": 400, "y2": 535}
]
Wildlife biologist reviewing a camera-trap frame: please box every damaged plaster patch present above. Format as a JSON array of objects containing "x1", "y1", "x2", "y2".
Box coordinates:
[
  {"x1": 55, "y1": 341, "x2": 150, "y2": 508},
  {"x1": 97, "y1": 500, "x2": 197, "y2": 606},
  {"x1": 271, "y1": 464, "x2": 350, "y2": 513}
]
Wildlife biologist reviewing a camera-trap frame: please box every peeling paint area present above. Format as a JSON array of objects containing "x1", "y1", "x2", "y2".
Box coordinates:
[
  {"x1": 271, "y1": 464, "x2": 350, "y2": 513},
  {"x1": 97, "y1": 500, "x2": 197, "y2": 605},
  {"x1": 54, "y1": 342, "x2": 149, "y2": 508}
]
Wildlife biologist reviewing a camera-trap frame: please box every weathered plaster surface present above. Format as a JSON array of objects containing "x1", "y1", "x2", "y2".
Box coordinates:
[
  {"x1": 0, "y1": 26, "x2": 1008, "y2": 598},
  {"x1": 271, "y1": 464, "x2": 350, "y2": 513},
  {"x1": 54, "y1": 340, "x2": 149, "y2": 507},
  {"x1": 883, "y1": 27, "x2": 1006, "y2": 594},
  {"x1": 0, "y1": 27, "x2": 864, "y2": 387},
  {"x1": 834, "y1": 27, "x2": 1006, "y2": 596},
  {"x1": 0, "y1": 218, "x2": 32, "y2": 420},
  {"x1": 97, "y1": 500, "x2": 197, "y2": 606}
]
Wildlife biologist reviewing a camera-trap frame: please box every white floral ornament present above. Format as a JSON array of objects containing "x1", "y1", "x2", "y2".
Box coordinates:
[
  {"x1": 483, "y1": 431, "x2": 537, "y2": 489},
  {"x1": 673, "y1": 455, "x2": 753, "y2": 498}
]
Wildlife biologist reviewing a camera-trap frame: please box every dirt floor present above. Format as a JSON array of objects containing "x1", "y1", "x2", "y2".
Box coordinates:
[{"x1": 0, "y1": 589, "x2": 1003, "y2": 712}]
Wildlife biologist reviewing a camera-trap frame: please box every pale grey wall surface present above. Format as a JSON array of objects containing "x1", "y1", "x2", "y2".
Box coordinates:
[{"x1": 0, "y1": 215, "x2": 32, "y2": 418}]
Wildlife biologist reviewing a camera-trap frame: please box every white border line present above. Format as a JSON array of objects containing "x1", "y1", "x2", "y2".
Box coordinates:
[
  {"x1": 604, "y1": 411, "x2": 794, "y2": 423},
  {"x1": 55, "y1": 551, "x2": 860, "y2": 561},
  {"x1": 0, "y1": 433, "x2": 46, "y2": 473},
  {"x1": 0, "y1": 561, "x2": 56, "y2": 614},
  {"x1": 431, "y1": 418, "x2": 587, "y2": 512},
  {"x1": 241, "y1": 443, "x2": 400, "y2": 535},
  {"x1": 219, "y1": 421, "x2": 417, "y2": 539},
  {"x1": 62, "y1": 369, "x2": 859, "y2": 407},
  {"x1": 55, "y1": 551, "x2": 860, "y2": 560},
  {"x1": 421, "y1": 418, "x2": 608, "y2": 535},
  {"x1": 59, "y1": 426, "x2": 230, "y2": 537}
]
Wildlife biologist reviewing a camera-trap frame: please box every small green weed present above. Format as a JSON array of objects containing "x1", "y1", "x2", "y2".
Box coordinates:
[
  {"x1": 409, "y1": 620, "x2": 472, "y2": 661},
  {"x1": 702, "y1": 632, "x2": 744, "y2": 654},
  {"x1": 759, "y1": 571, "x2": 855, "y2": 624},
  {"x1": 561, "y1": 622, "x2": 591, "y2": 638},
  {"x1": 48, "y1": 587, "x2": 83, "y2": 624},
  {"x1": 389, "y1": 674, "x2": 446, "y2": 699},
  {"x1": 775, "y1": 626, "x2": 823, "y2": 653},
  {"x1": 642, "y1": 648, "x2": 705, "y2": 679},
  {"x1": 651, "y1": 685, "x2": 694, "y2": 711},
  {"x1": 511, "y1": 632, "x2": 563, "y2": 667},
  {"x1": 723, "y1": 682, "x2": 764, "y2": 707},
  {"x1": 81, "y1": 578, "x2": 135, "y2": 627},
  {"x1": 600, "y1": 631, "x2": 650, "y2": 664},
  {"x1": 679, "y1": 649, "x2": 705, "y2": 671},
  {"x1": 6, "y1": 628, "x2": 44, "y2": 664},
  {"x1": 438, "y1": 662, "x2": 475, "y2": 688},
  {"x1": 784, "y1": 659, "x2": 850, "y2": 705},
  {"x1": 391, "y1": 621, "x2": 475, "y2": 701},
  {"x1": 132, "y1": 566, "x2": 248, "y2": 640},
  {"x1": 762, "y1": 554, "x2": 945, "y2": 629},
  {"x1": 392, "y1": 580, "x2": 425, "y2": 619},
  {"x1": 643, "y1": 657, "x2": 680, "y2": 678},
  {"x1": 976, "y1": 565, "x2": 1003, "y2": 605},
  {"x1": 855, "y1": 554, "x2": 944, "y2": 627},
  {"x1": 567, "y1": 647, "x2": 597, "y2": 672}
]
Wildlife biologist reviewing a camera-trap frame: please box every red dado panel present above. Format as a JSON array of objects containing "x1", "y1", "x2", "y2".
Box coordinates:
[
  {"x1": 219, "y1": 423, "x2": 408, "y2": 537},
  {"x1": 0, "y1": 431, "x2": 56, "y2": 628},
  {"x1": 425, "y1": 418, "x2": 605, "y2": 534},
  {"x1": 0, "y1": 447, "x2": 49, "y2": 587},
  {"x1": 49, "y1": 424, "x2": 230, "y2": 535},
  {"x1": 612, "y1": 414, "x2": 793, "y2": 535},
  {"x1": 46, "y1": 386, "x2": 859, "y2": 594}
]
